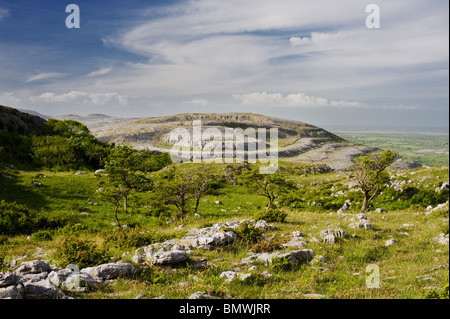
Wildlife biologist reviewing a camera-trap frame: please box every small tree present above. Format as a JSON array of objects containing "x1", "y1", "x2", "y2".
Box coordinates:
[
  {"x1": 160, "y1": 168, "x2": 194, "y2": 220},
  {"x1": 242, "y1": 165, "x2": 294, "y2": 209},
  {"x1": 191, "y1": 165, "x2": 215, "y2": 215},
  {"x1": 353, "y1": 150, "x2": 397, "y2": 211}
]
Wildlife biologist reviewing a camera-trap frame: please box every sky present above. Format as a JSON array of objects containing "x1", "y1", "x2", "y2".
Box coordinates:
[{"x1": 0, "y1": 0, "x2": 448, "y2": 128}]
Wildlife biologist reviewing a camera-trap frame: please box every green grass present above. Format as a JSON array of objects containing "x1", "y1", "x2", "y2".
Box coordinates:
[{"x1": 0, "y1": 163, "x2": 448, "y2": 299}]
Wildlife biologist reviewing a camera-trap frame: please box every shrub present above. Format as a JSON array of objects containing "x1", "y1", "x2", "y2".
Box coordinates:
[
  {"x1": 0, "y1": 200, "x2": 35, "y2": 235},
  {"x1": 270, "y1": 256, "x2": 295, "y2": 272},
  {"x1": 256, "y1": 209, "x2": 287, "y2": 223},
  {"x1": 251, "y1": 239, "x2": 282, "y2": 253},
  {"x1": 56, "y1": 237, "x2": 109, "y2": 268},
  {"x1": 424, "y1": 275, "x2": 449, "y2": 299},
  {"x1": 238, "y1": 273, "x2": 272, "y2": 286},
  {"x1": 231, "y1": 221, "x2": 263, "y2": 244},
  {"x1": 0, "y1": 245, "x2": 6, "y2": 269},
  {"x1": 104, "y1": 228, "x2": 174, "y2": 249},
  {"x1": 30, "y1": 230, "x2": 53, "y2": 241}
]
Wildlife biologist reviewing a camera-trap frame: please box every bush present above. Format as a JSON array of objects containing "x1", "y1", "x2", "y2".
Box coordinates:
[
  {"x1": 30, "y1": 230, "x2": 53, "y2": 241},
  {"x1": 104, "y1": 228, "x2": 174, "y2": 249},
  {"x1": 424, "y1": 276, "x2": 449, "y2": 299},
  {"x1": 256, "y1": 209, "x2": 287, "y2": 223},
  {"x1": 251, "y1": 239, "x2": 282, "y2": 253},
  {"x1": 231, "y1": 221, "x2": 263, "y2": 244},
  {"x1": 56, "y1": 237, "x2": 109, "y2": 269},
  {"x1": 0, "y1": 246, "x2": 6, "y2": 271},
  {"x1": 0, "y1": 201, "x2": 35, "y2": 235},
  {"x1": 271, "y1": 256, "x2": 295, "y2": 272}
]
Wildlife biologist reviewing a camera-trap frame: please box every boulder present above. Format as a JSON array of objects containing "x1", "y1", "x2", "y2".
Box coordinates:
[
  {"x1": 81, "y1": 263, "x2": 135, "y2": 282},
  {"x1": 220, "y1": 271, "x2": 238, "y2": 282},
  {"x1": 385, "y1": 239, "x2": 396, "y2": 247},
  {"x1": 0, "y1": 272, "x2": 15, "y2": 288},
  {"x1": 242, "y1": 249, "x2": 314, "y2": 265},
  {"x1": 24, "y1": 279, "x2": 66, "y2": 299},
  {"x1": 14, "y1": 260, "x2": 51, "y2": 276},
  {"x1": 0, "y1": 285, "x2": 22, "y2": 299},
  {"x1": 65, "y1": 273, "x2": 96, "y2": 291},
  {"x1": 148, "y1": 250, "x2": 188, "y2": 266}
]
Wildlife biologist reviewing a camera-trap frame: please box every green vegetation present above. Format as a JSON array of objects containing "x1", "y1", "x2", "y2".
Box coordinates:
[{"x1": 0, "y1": 106, "x2": 448, "y2": 299}]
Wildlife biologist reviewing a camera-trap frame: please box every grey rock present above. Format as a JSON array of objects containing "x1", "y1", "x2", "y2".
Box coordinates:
[
  {"x1": 0, "y1": 272, "x2": 15, "y2": 288},
  {"x1": 14, "y1": 260, "x2": 51, "y2": 276},
  {"x1": 254, "y1": 220, "x2": 276, "y2": 230},
  {"x1": 385, "y1": 239, "x2": 396, "y2": 247},
  {"x1": 0, "y1": 285, "x2": 22, "y2": 299},
  {"x1": 220, "y1": 271, "x2": 238, "y2": 282},
  {"x1": 356, "y1": 213, "x2": 368, "y2": 220},
  {"x1": 148, "y1": 250, "x2": 188, "y2": 266},
  {"x1": 24, "y1": 279, "x2": 65, "y2": 299},
  {"x1": 323, "y1": 234, "x2": 335, "y2": 244},
  {"x1": 282, "y1": 239, "x2": 308, "y2": 248},
  {"x1": 81, "y1": 263, "x2": 135, "y2": 282},
  {"x1": 65, "y1": 273, "x2": 96, "y2": 291},
  {"x1": 47, "y1": 269, "x2": 72, "y2": 287},
  {"x1": 16, "y1": 272, "x2": 48, "y2": 285}
]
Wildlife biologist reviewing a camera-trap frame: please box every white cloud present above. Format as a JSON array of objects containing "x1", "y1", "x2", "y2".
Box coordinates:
[
  {"x1": 0, "y1": 8, "x2": 9, "y2": 19},
  {"x1": 232, "y1": 92, "x2": 420, "y2": 110},
  {"x1": 185, "y1": 99, "x2": 208, "y2": 106},
  {"x1": 25, "y1": 72, "x2": 64, "y2": 83},
  {"x1": 87, "y1": 67, "x2": 112, "y2": 77},
  {"x1": 233, "y1": 92, "x2": 368, "y2": 108},
  {"x1": 0, "y1": 91, "x2": 21, "y2": 106},
  {"x1": 31, "y1": 91, "x2": 127, "y2": 106}
]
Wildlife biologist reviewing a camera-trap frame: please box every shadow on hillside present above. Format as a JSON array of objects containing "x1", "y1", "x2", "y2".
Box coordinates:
[{"x1": 0, "y1": 171, "x2": 48, "y2": 211}]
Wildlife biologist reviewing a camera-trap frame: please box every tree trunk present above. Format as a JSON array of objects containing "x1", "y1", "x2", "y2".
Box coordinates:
[
  {"x1": 194, "y1": 197, "x2": 200, "y2": 215},
  {"x1": 114, "y1": 206, "x2": 121, "y2": 228},
  {"x1": 361, "y1": 191, "x2": 369, "y2": 211},
  {"x1": 123, "y1": 195, "x2": 128, "y2": 214}
]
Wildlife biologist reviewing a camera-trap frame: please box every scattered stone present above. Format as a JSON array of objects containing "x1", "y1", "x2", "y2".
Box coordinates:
[
  {"x1": 432, "y1": 233, "x2": 449, "y2": 246},
  {"x1": 94, "y1": 169, "x2": 105, "y2": 174},
  {"x1": 261, "y1": 271, "x2": 273, "y2": 278},
  {"x1": 220, "y1": 271, "x2": 238, "y2": 282},
  {"x1": 0, "y1": 273, "x2": 15, "y2": 288},
  {"x1": 14, "y1": 260, "x2": 51, "y2": 276},
  {"x1": 241, "y1": 249, "x2": 314, "y2": 265},
  {"x1": 81, "y1": 263, "x2": 135, "y2": 282},
  {"x1": 375, "y1": 208, "x2": 387, "y2": 214},
  {"x1": 0, "y1": 285, "x2": 22, "y2": 299},
  {"x1": 147, "y1": 251, "x2": 188, "y2": 266},
  {"x1": 356, "y1": 213, "x2": 368, "y2": 220},
  {"x1": 385, "y1": 239, "x2": 396, "y2": 247},
  {"x1": 215, "y1": 201, "x2": 223, "y2": 205},
  {"x1": 24, "y1": 279, "x2": 66, "y2": 299}
]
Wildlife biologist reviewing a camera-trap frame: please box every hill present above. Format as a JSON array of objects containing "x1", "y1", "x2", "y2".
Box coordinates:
[{"x1": 54, "y1": 112, "x2": 421, "y2": 171}]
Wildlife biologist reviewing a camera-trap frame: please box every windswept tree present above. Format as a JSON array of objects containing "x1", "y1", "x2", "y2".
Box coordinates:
[
  {"x1": 242, "y1": 165, "x2": 294, "y2": 209},
  {"x1": 159, "y1": 167, "x2": 194, "y2": 220},
  {"x1": 353, "y1": 149, "x2": 397, "y2": 211},
  {"x1": 104, "y1": 145, "x2": 152, "y2": 214},
  {"x1": 191, "y1": 165, "x2": 216, "y2": 215}
]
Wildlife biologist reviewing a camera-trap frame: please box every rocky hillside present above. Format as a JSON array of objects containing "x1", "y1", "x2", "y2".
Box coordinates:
[
  {"x1": 55, "y1": 112, "x2": 420, "y2": 171},
  {"x1": 0, "y1": 105, "x2": 48, "y2": 135}
]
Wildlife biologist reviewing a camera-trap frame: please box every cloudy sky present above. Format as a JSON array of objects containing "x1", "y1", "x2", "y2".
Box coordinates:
[{"x1": 0, "y1": 0, "x2": 448, "y2": 128}]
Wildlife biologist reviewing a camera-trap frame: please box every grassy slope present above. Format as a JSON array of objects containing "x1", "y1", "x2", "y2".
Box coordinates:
[{"x1": 0, "y1": 163, "x2": 448, "y2": 299}]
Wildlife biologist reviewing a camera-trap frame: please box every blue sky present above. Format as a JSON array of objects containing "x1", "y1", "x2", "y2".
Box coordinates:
[{"x1": 0, "y1": 0, "x2": 448, "y2": 128}]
